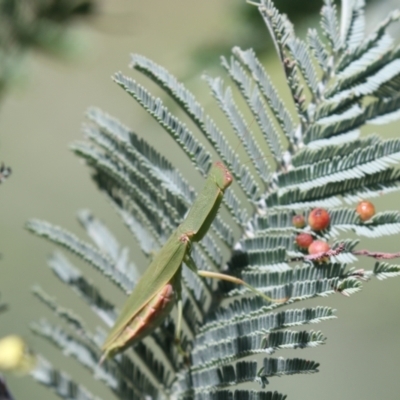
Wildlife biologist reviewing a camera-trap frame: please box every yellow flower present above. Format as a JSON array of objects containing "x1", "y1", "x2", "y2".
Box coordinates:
[{"x1": 0, "y1": 335, "x2": 35, "y2": 373}]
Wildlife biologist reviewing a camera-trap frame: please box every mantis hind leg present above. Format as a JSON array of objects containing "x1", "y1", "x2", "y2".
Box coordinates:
[
  {"x1": 185, "y1": 252, "x2": 288, "y2": 303},
  {"x1": 197, "y1": 270, "x2": 288, "y2": 303}
]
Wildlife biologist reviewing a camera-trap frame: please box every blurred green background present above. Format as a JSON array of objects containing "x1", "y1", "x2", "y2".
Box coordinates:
[{"x1": 0, "y1": 0, "x2": 399, "y2": 399}]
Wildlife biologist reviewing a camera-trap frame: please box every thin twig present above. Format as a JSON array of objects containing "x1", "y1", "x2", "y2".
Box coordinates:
[
  {"x1": 352, "y1": 249, "x2": 400, "y2": 260},
  {"x1": 289, "y1": 243, "x2": 346, "y2": 263}
]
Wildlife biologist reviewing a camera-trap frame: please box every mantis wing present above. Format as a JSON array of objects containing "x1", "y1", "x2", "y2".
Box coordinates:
[{"x1": 101, "y1": 230, "x2": 188, "y2": 353}]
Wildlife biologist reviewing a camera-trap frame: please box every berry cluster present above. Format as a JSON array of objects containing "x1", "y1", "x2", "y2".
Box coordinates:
[{"x1": 294, "y1": 201, "x2": 376, "y2": 258}]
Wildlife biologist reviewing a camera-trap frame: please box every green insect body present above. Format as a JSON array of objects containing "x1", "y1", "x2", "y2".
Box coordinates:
[
  {"x1": 101, "y1": 161, "x2": 232, "y2": 360},
  {"x1": 101, "y1": 161, "x2": 286, "y2": 362}
]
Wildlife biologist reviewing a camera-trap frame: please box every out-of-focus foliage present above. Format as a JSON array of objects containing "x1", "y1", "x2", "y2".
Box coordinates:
[
  {"x1": 0, "y1": 374, "x2": 14, "y2": 400},
  {"x1": 0, "y1": 335, "x2": 35, "y2": 373},
  {"x1": 0, "y1": 297, "x2": 35, "y2": 398},
  {"x1": 0, "y1": 164, "x2": 11, "y2": 184},
  {"x1": 0, "y1": 0, "x2": 97, "y2": 97}
]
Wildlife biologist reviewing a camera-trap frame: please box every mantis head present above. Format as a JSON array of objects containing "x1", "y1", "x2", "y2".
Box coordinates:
[{"x1": 212, "y1": 161, "x2": 233, "y2": 191}]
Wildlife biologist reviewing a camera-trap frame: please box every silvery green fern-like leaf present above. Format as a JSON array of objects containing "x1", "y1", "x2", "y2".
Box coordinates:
[
  {"x1": 31, "y1": 356, "x2": 102, "y2": 400},
  {"x1": 113, "y1": 71, "x2": 212, "y2": 176},
  {"x1": 130, "y1": 54, "x2": 260, "y2": 202},
  {"x1": 203, "y1": 75, "x2": 270, "y2": 185},
  {"x1": 47, "y1": 251, "x2": 118, "y2": 326},
  {"x1": 232, "y1": 47, "x2": 295, "y2": 144},
  {"x1": 191, "y1": 330, "x2": 325, "y2": 370},
  {"x1": 342, "y1": 0, "x2": 365, "y2": 50},
  {"x1": 336, "y1": 9, "x2": 400, "y2": 73},
  {"x1": 189, "y1": 390, "x2": 287, "y2": 400},
  {"x1": 199, "y1": 306, "x2": 336, "y2": 340},
  {"x1": 220, "y1": 55, "x2": 284, "y2": 162},
  {"x1": 321, "y1": 0, "x2": 341, "y2": 53},
  {"x1": 27, "y1": 219, "x2": 135, "y2": 293},
  {"x1": 373, "y1": 262, "x2": 400, "y2": 280}
]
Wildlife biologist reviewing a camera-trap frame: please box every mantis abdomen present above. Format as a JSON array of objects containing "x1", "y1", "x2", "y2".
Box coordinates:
[{"x1": 108, "y1": 281, "x2": 178, "y2": 357}]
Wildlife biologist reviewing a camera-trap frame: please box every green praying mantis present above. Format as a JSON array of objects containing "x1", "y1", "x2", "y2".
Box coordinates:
[{"x1": 100, "y1": 161, "x2": 286, "y2": 362}]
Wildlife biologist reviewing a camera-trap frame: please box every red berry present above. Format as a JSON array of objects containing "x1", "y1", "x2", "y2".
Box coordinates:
[
  {"x1": 296, "y1": 233, "x2": 314, "y2": 249},
  {"x1": 292, "y1": 214, "x2": 306, "y2": 228},
  {"x1": 356, "y1": 200, "x2": 375, "y2": 221},
  {"x1": 308, "y1": 240, "x2": 330, "y2": 255},
  {"x1": 308, "y1": 208, "x2": 330, "y2": 231}
]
